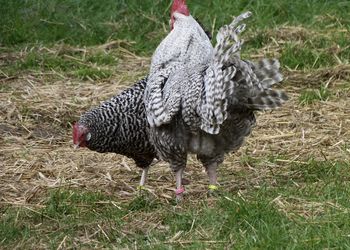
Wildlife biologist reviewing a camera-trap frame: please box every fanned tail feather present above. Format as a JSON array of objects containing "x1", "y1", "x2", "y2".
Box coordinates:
[
  {"x1": 246, "y1": 89, "x2": 288, "y2": 110},
  {"x1": 200, "y1": 12, "x2": 287, "y2": 134},
  {"x1": 201, "y1": 12, "x2": 252, "y2": 134},
  {"x1": 250, "y1": 59, "x2": 283, "y2": 88}
]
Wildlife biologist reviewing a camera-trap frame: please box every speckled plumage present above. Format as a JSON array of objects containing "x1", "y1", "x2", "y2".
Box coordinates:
[
  {"x1": 77, "y1": 78, "x2": 156, "y2": 169},
  {"x1": 147, "y1": 12, "x2": 288, "y2": 189},
  {"x1": 144, "y1": 12, "x2": 213, "y2": 127}
]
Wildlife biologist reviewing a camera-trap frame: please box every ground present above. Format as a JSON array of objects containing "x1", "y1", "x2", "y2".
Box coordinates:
[{"x1": 1, "y1": 0, "x2": 350, "y2": 249}]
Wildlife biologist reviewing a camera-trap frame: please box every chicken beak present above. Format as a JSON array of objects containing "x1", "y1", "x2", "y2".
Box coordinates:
[{"x1": 73, "y1": 144, "x2": 79, "y2": 149}]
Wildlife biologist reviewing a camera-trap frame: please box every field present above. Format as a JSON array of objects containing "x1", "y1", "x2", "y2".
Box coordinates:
[{"x1": 1, "y1": 0, "x2": 350, "y2": 249}]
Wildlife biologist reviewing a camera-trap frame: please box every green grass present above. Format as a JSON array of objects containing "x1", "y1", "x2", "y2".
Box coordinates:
[
  {"x1": 1, "y1": 49, "x2": 117, "y2": 79},
  {"x1": 299, "y1": 84, "x2": 331, "y2": 105},
  {"x1": 1, "y1": 0, "x2": 349, "y2": 55},
  {"x1": 17, "y1": 52, "x2": 79, "y2": 71},
  {"x1": 1, "y1": 190, "x2": 126, "y2": 248},
  {"x1": 1, "y1": 0, "x2": 349, "y2": 78},
  {"x1": 280, "y1": 43, "x2": 333, "y2": 70},
  {"x1": 279, "y1": 32, "x2": 350, "y2": 70},
  {"x1": 73, "y1": 67, "x2": 113, "y2": 80},
  {"x1": 86, "y1": 52, "x2": 117, "y2": 65},
  {"x1": 1, "y1": 159, "x2": 350, "y2": 249}
]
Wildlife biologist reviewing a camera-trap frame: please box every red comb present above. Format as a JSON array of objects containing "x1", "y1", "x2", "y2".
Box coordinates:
[{"x1": 171, "y1": 0, "x2": 190, "y2": 16}]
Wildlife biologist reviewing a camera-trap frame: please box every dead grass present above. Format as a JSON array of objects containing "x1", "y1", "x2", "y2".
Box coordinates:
[
  {"x1": 0, "y1": 37, "x2": 350, "y2": 247},
  {"x1": 286, "y1": 64, "x2": 350, "y2": 86},
  {"x1": 1, "y1": 41, "x2": 349, "y2": 202}
]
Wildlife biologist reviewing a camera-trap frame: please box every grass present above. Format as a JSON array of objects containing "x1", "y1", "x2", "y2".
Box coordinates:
[
  {"x1": 280, "y1": 43, "x2": 334, "y2": 70},
  {"x1": 1, "y1": 0, "x2": 350, "y2": 249},
  {"x1": 1, "y1": 190, "x2": 126, "y2": 248},
  {"x1": 1, "y1": 48, "x2": 117, "y2": 80},
  {"x1": 299, "y1": 84, "x2": 331, "y2": 105},
  {"x1": 73, "y1": 67, "x2": 113, "y2": 80},
  {"x1": 1, "y1": 0, "x2": 349, "y2": 55},
  {"x1": 2, "y1": 159, "x2": 350, "y2": 248}
]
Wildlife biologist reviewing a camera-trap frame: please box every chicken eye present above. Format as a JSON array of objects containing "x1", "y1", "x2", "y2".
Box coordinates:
[{"x1": 86, "y1": 132, "x2": 91, "y2": 141}]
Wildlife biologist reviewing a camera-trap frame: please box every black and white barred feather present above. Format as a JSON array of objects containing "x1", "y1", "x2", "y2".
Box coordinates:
[{"x1": 77, "y1": 78, "x2": 157, "y2": 169}]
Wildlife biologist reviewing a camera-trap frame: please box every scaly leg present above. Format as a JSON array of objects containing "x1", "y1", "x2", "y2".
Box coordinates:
[
  {"x1": 205, "y1": 162, "x2": 219, "y2": 193},
  {"x1": 175, "y1": 168, "x2": 185, "y2": 202},
  {"x1": 137, "y1": 167, "x2": 149, "y2": 192}
]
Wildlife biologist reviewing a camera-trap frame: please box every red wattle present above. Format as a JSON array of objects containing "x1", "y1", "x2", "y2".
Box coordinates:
[{"x1": 73, "y1": 123, "x2": 79, "y2": 145}]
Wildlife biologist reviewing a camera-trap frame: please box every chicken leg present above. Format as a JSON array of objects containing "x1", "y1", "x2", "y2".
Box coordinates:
[
  {"x1": 175, "y1": 168, "x2": 185, "y2": 202},
  {"x1": 138, "y1": 167, "x2": 149, "y2": 192},
  {"x1": 198, "y1": 155, "x2": 223, "y2": 194},
  {"x1": 205, "y1": 162, "x2": 219, "y2": 193}
]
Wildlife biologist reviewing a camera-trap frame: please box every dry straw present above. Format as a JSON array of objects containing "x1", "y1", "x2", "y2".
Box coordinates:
[{"x1": 0, "y1": 41, "x2": 349, "y2": 208}]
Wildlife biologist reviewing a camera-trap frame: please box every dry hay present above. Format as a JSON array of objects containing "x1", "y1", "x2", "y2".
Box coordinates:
[
  {"x1": 286, "y1": 64, "x2": 350, "y2": 86},
  {"x1": 0, "y1": 44, "x2": 349, "y2": 210}
]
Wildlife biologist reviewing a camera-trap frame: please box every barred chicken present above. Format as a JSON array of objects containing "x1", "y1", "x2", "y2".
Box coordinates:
[
  {"x1": 73, "y1": 78, "x2": 157, "y2": 188},
  {"x1": 146, "y1": 11, "x2": 288, "y2": 200}
]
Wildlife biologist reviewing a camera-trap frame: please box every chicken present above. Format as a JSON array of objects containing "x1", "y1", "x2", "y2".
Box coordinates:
[
  {"x1": 72, "y1": 11, "x2": 213, "y2": 192},
  {"x1": 73, "y1": 77, "x2": 157, "y2": 189},
  {"x1": 147, "y1": 12, "x2": 288, "y2": 200},
  {"x1": 144, "y1": 0, "x2": 213, "y2": 127}
]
